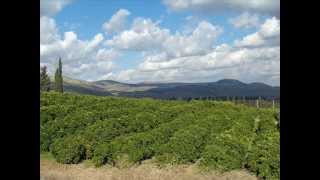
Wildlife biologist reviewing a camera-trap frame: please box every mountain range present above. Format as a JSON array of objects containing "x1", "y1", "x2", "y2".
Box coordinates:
[{"x1": 63, "y1": 77, "x2": 280, "y2": 100}]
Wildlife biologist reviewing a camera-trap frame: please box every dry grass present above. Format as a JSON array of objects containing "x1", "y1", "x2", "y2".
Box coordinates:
[{"x1": 40, "y1": 159, "x2": 258, "y2": 180}]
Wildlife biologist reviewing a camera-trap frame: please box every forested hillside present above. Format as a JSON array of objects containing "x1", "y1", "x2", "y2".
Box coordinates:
[{"x1": 40, "y1": 92, "x2": 279, "y2": 180}]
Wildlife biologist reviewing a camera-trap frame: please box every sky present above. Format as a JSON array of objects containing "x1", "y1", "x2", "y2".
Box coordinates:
[{"x1": 40, "y1": 0, "x2": 280, "y2": 86}]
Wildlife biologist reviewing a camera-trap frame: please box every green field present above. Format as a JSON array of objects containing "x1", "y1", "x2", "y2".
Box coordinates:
[{"x1": 40, "y1": 92, "x2": 279, "y2": 180}]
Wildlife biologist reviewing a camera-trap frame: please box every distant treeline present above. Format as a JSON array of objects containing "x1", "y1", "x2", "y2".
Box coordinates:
[
  {"x1": 129, "y1": 96, "x2": 280, "y2": 108},
  {"x1": 158, "y1": 96, "x2": 280, "y2": 101}
]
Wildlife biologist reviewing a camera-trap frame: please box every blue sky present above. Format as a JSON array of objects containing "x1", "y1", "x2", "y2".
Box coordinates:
[{"x1": 40, "y1": 0, "x2": 280, "y2": 85}]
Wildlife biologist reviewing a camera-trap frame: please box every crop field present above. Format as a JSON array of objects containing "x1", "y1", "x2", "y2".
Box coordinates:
[{"x1": 40, "y1": 92, "x2": 279, "y2": 180}]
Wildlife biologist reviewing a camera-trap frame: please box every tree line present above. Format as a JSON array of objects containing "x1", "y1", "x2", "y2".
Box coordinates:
[
  {"x1": 40, "y1": 57, "x2": 63, "y2": 93},
  {"x1": 163, "y1": 96, "x2": 280, "y2": 101}
]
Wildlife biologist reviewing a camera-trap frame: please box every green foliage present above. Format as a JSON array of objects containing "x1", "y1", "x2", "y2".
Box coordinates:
[
  {"x1": 159, "y1": 125, "x2": 209, "y2": 163},
  {"x1": 50, "y1": 135, "x2": 86, "y2": 164},
  {"x1": 247, "y1": 131, "x2": 280, "y2": 180},
  {"x1": 40, "y1": 92, "x2": 279, "y2": 179},
  {"x1": 92, "y1": 143, "x2": 113, "y2": 167},
  {"x1": 200, "y1": 132, "x2": 247, "y2": 171},
  {"x1": 54, "y1": 57, "x2": 63, "y2": 93},
  {"x1": 201, "y1": 144, "x2": 244, "y2": 171},
  {"x1": 40, "y1": 66, "x2": 51, "y2": 91}
]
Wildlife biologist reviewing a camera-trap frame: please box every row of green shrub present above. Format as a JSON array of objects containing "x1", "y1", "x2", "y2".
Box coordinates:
[{"x1": 40, "y1": 92, "x2": 279, "y2": 179}]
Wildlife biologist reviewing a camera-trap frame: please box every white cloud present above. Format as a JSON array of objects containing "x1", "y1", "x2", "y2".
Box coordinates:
[
  {"x1": 229, "y1": 12, "x2": 260, "y2": 29},
  {"x1": 40, "y1": 16, "x2": 60, "y2": 44},
  {"x1": 106, "y1": 18, "x2": 222, "y2": 58},
  {"x1": 102, "y1": 9, "x2": 131, "y2": 34},
  {"x1": 234, "y1": 17, "x2": 280, "y2": 47},
  {"x1": 162, "y1": 0, "x2": 280, "y2": 16},
  {"x1": 96, "y1": 48, "x2": 120, "y2": 61},
  {"x1": 108, "y1": 17, "x2": 280, "y2": 86},
  {"x1": 40, "y1": 0, "x2": 74, "y2": 16},
  {"x1": 40, "y1": 16, "x2": 119, "y2": 81},
  {"x1": 106, "y1": 18, "x2": 170, "y2": 51},
  {"x1": 260, "y1": 17, "x2": 280, "y2": 38},
  {"x1": 40, "y1": 2, "x2": 279, "y2": 85},
  {"x1": 64, "y1": 61, "x2": 114, "y2": 81},
  {"x1": 86, "y1": 34, "x2": 104, "y2": 52},
  {"x1": 110, "y1": 45, "x2": 279, "y2": 85}
]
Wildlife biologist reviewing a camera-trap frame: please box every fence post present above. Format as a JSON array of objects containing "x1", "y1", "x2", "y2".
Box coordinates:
[
  {"x1": 259, "y1": 96, "x2": 262, "y2": 108},
  {"x1": 256, "y1": 99, "x2": 259, "y2": 108},
  {"x1": 272, "y1": 99, "x2": 275, "y2": 110}
]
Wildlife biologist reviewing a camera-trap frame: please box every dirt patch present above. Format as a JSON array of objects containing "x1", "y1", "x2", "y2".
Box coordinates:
[{"x1": 40, "y1": 159, "x2": 258, "y2": 180}]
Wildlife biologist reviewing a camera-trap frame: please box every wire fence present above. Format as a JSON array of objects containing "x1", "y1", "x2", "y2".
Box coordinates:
[{"x1": 233, "y1": 99, "x2": 280, "y2": 109}]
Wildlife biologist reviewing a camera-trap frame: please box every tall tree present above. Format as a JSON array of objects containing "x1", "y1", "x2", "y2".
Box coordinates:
[
  {"x1": 40, "y1": 66, "x2": 51, "y2": 91},
  {"x1": 54, "y1": 57, "x2": 64, "y2": 93}
]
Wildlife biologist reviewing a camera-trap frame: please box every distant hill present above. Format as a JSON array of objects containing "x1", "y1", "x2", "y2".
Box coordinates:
[
  {"x1": 63, "y1": 77, "x2": 113, "y2": 96},
  {"x1": 62, "y1": 77, "x2": 280, "y2": 99}
]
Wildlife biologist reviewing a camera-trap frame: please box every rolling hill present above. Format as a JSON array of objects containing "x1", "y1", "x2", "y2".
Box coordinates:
[{"x1": 62, "y1": 77, "x2": 280, "y2": 99}]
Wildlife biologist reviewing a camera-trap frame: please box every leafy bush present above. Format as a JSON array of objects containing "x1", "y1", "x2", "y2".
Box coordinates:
[
  {"x1": 200, "y1": 144, "x2": 244, "y2": 171},
  {"x1": 200, "y1": 130, "x2": 248, "y2": 171},
  {"x1": 92, "y1": 143, "x2": 113, "y2": 167},
  {"x1": 40, "y1": 92, "x2": 279, "y2": 179},
  {"x1": 50, "y1": 136, "x2": 86, "y2": 164},
  {"x1": 125, "y1": 133, "x2": 155, "y2": 163},
  {"x1": 247, "y1": 131, "x2": 280, "y2": 180},
  {"x1": 160, "y1": 125, "x2": 209, "y2": 163}
]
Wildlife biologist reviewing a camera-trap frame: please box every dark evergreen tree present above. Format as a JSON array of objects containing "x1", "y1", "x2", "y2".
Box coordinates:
[
  {"x1": 40, "y1": 66, "x2": 51, "y2": 91},
  {"x1": 54, "y1": 57, "x2": 64, "y2": 93}
]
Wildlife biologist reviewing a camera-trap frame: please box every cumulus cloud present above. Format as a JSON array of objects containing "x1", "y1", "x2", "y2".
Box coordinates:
[
  {"x1": 110, "y1": 45, "x2": 279, "y2": 85},
  {"x1": 64, "y1": 61, "x2": 115, "y2": 81},
  {"x1": 40, "y1": 16, "x2": 60, "y2": 44},
  {"x1": 40, "y1": 0, "x2": 74, "y2": 16},
  {"x1": 106, "y1": 17, "x2": 222, "y2": 58},
  {"x1": 96, "y1": 48, "x2": 120, "y2": 61},
  {"x1": 108, "y1": 17, "x2": 280, "y2": 86},
  {"x1": 40, "y1": 16, "x2": 119, "y2": 80},
  {"x1": 162, "y1": 0, "x2": 280, "y2": 16},
  {"x1": 234, "y1": 17, "x2": 280, "y2": 47},
  {"x1": 102, "y1": 9, "x2": 131, "y2": 34},
  {"x1": 109, "y1": 47, "x2": 279, "y2": 85},
  {"x1": 40, "y1": 1, "x2": 279, "y2": 85},
  {"x1": 229, "y1": 12, "x2": 260, "y2": 29}
]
